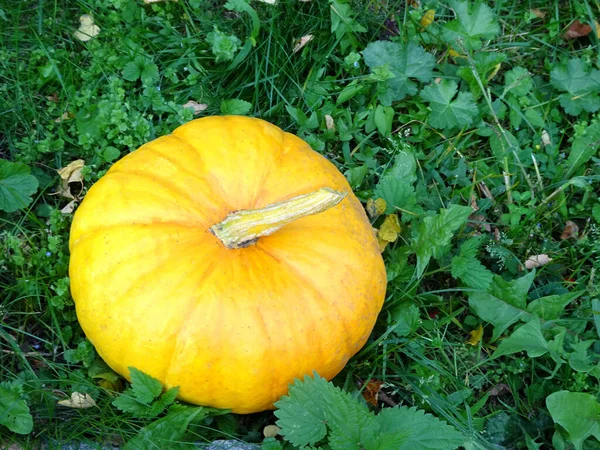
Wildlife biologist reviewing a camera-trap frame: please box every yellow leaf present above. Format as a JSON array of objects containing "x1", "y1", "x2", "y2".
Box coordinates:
[
  {"x1": 57, "y1": 159, "x2": 85, "y2": 184},
  {"x1": 57, "y1": 392, "x2": 97, "y2": 409},
  {"x1": 377, "y1": 214, "x2": 400, "y2": 243},
  {"x1": 74, "y1": 15, "x2": 100, "y2": 42},
  {"x1": 366, "y1": 198, "x2": 387, "y2": 219},
  {"x1": 420, "y1": 9, "x2": 435, "y2": 28},
  {"x1": 467, "y1": 324, "x2": 483, "y2": 346},
  {"x1": 486, "y1": 63, "x2": 502, "y2": 81},
  {"x1": 448, "y1": 49, "x2": 464, "y2": 59}
]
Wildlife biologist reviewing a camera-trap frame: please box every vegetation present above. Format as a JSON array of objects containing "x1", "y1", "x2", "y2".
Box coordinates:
[{"x1": 1, "y1": 0, "x2": 599, "y2": 448}]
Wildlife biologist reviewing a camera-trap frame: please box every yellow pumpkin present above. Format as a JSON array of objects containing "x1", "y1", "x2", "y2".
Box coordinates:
[{"x1": 69, "y1": 116, "x2": 386, "y2": 413}]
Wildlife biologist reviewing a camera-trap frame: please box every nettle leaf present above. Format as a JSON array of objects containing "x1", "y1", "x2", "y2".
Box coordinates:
[
  {"x1": 420, "y1": 80, "x2": 478, "y2": 130},
  {"x1": 504, "y1": 67, "x2": 533, "y2": 97},
  {"x1": 129, "y1": 367, "x2": 163, "y2": 404},
  {"x1": 376, "y1": 407, "x2": 464, "y2": 450},
  {"x1": 363, "y1": 41, "x2": 435, "y2": 105},
  {"x1": 468, "y1": 271, "x2": 535, "y2": 341},
  {"x1": 0, "y1": 160, "x2": 39, "y2": 213},
  {"x1": 547, "y1": 391, "x2": 600, "y2": 450},
  {"x1": 374, "y1": 175, "x2": 416, "y2": 215},
  {"x1": 411, "y1": 204, "x2": 472, "y2": 278},
  {"x1": 550, "y1": 58, "x2": 600, "y2": 115},
  {"x1": 123, "y1": 405, "x2": 206, "y2": 450},
  {"x1": 566, "y1": 122, "x2": 600, "y2": 176},
  {"x1": 442, "y1": 0, "x2": 500, "y2": 51},
  {"x1": 221, "y1": 99, "x2": 252, "y2": 115},
  {"x1": 493, "y1": 318, "x2": 549, "y2": 358},
  {"x1": 451, "y1": 237, "x2": 493, "y2": 290},
  {"x1": 0, "y1": 386, "x2": 33, "y2": 435}
]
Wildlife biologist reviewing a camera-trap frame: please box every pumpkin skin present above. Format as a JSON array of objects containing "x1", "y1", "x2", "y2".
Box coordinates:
[{"x1": 69, "y1": 116, "x2": 386, "y2": 413}]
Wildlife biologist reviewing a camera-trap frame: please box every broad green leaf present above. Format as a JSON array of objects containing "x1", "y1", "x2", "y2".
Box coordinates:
[
  {"x1": 411, "y1": 205, "x2": 472, "y2": 278},
  {"x1": 442, "y1": 0, "x2": 500, "y2": 51},
  {"x1": 566, "y1": 122, "x2": 600, "y2": 176},
  {"x1": 568, "y1": 340, "x2": 596, "y2": 373},
  {"x1": 493, "y1": 318, "x2": 549, "y2": 358},
  {"x1": 546, "y1": 391, "x2": 600, "y2": 450},
  {"x1": 389, "y1": 151, "x2": 417, "y2": 184},
  {"x1": 457, "y1": 52, "x2": 507, "y2": 96},
  {"x1": 420, "y1": 80, "x2": 478, "y2": 130},
  {"x1": 374, "y1": 175, "x2": 416, "y2": 215},
  {"x1": 0, "y1": 386, "x2": 33, "y2": 435},
  {"x1": 363, "y1": 41, "x2": 435, "y2": 105},
  {"x1": 388, "y1": 303, "x2": 420, "y2": 337},
  {"x1": 526, "y1": 291, "x2": 584, "y2": 320},
  {"x1": 128, "y1": 367, "x2": 163, "y2": 404},
  {"x1": 220, "y1": 99, "x2": 252, "y2": 115},
  {"x1": 469, "y1": 271, "x2": 535, "y2": 341},
  {"x1": 123, "y1": 405, "x2": 205, "y2": 450},
  {"x1": 330, "y1": 0, "x2": 367, "y2": 40},
  {"x1": 550, "y1": 58, "x2": 600, "y2": 115},
  {"x1": 376, "y1": 406, "x2": 464, "y2": 450},
  {"x1": 451, "y1": 237, "x2": 493, "y2": 290},
  {"x1": 374, "y1": 104, "x2": 394, "y2": 137},
  {"x1": 504, "y1": 67, "x2": 533, "y2": 97},
  {"x1": 122, "y1": 61, "x2": 142, "y2": 82},
  {"x1": 0, "y1": 160, "x2": 39, "y2": 213}
]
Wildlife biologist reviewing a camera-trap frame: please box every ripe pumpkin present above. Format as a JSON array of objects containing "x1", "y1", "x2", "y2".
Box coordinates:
[{"x1": 69, "y1": 116, "x2": 386, "y2": 413}]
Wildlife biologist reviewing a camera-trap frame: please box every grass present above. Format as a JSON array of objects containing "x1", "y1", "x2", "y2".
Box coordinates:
[{"x1": 1, "y1": 0, "x2": 600, "y2": 448}]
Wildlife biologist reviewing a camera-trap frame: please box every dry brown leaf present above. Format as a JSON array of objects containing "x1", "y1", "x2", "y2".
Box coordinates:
[
  {"x1": 325, "y1": 114, "x2": 335, "y2": 131},
  {"x1": 74, "y1": 15, "x2": 100, "y2": 42},
  {"x1": 360, "y1": 379, "x2": 384, "y2": 407},
  {"x1": 524, "y1": 254, "x2": 552, "y2": 269},
  {"x1": 57, "y1": 392, "x2": 97, "y2": 409},
  {"x1": 60, "y1": 200, "x2": 77, "y2": 214},
  {"x1": 293, "y1": 35, "x2": 314, "y2": 53},
  {"x1": 530, "y1": 8, "x2": 546, "y2": 19},
  {"x1": 366, "y1": 198, "x2": 386, "y2": 219},
  {"x1": 467, "y1": 324, "x2": 483, "y2": 346},
  {"x1": 420, "y1": 9, "x2": 435, "y2": 28},
  {"x1": 408, "y1": 0, "x2": 421, "y2": 7},
  {"x1": 561, "y1": 220, "x2": 579, "y2": 240},
  {"x1": 182, "y1": 101, "x2": 208, "y2": 115},
  {"x1": 563, "y1": 20, "x2": 592, "y2": 40},
  {"x1": 489, "y1": 383, "x2": 511, "y2": 397},
  {"x1": 58, "y1": 160, "x2": 84, "y2": 184},
  {"x1": 263, "y1": 425, "x2": 280, "y2": 438}
]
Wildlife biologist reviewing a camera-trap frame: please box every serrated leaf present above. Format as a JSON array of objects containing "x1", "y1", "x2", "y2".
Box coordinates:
[
  {"x1": 123, "y1": 405, "x2": 205, "y2": 450},
  {"x1": 504, "y1": 67, "x2": 533, "y2": 97},
  {"x1": 468, "y1": 271, "x2": 535, "y2": 341},
  {"x1": 388, "y1": 303, "x2": 420, "y2": 337},
  {"x1": 129, "y1": 367, "x2": 163, "y2": 404},
  {"x1": 526, "y1": 291, "x2": 584, "y2": 320},
  {"x1": 442, "y1": 0, "x2": 500, "y2": 51},
  {"x1": 451, "y1": 238, "x2": 493, "y2": 290},
  {"x1": 566, "y1": 122, "x2": 600, "y2": 176},
  {"x1": 363, "y1": 41, "x2": 435, "y2": 105},
  {"x1": 0, "y1": 386, "x2": 33, "y2": 435},
  {"x1": 547, "y1": 391, "x2": 600, "y2": 450},
  {"x1": 0, "y1": 160, "x2": 39, "y2": 213},
  {"x1": 376, "y1": 406, "x2": 464, "y2": 450},
  {"x1": 550, "y1": 58, "x2": 600, "y2": 115},
  {"x1": 420, "y1": 80, "x2": 478, "y2": 130},
  {"x1": 122, "y1": 61, "x2": 141, "y2": 81},
  {"x1": 221, "y1": 99, "x2": 252, "y2": 115},
  {"x1": 375, "y1": 175, "x2": 416, "y2": 215},
  {"x1": 493, "y1": 318, "x2": 549, "y2": 358},
  {"x1": 411, "y1": 205, "x2": 473, "y2": 278},
  {"x1": 141, "y1": 63, "x2": 158, "y2": 85}
]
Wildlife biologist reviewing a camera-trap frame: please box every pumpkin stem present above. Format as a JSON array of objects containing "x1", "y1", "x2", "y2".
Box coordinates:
[{"x1": 210, "y1": 188, "x2": 347, "y2": 249}]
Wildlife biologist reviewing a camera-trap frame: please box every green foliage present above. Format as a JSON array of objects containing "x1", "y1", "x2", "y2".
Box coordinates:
[
  {"x1": 420, "y1": 80, "x2": 478, "y2": 130},
  {"x1": 451, "y1": 237, "x2": 493, "y2": 290},
  {"x1": 274, "y1": 374, "x2": 464, "y2": 450},
  {"x1": 0, "y1": 385, "x2": 33, "y2": 435},
  {"x1": 442, "y1": 1, "x2": 500, "y2": 50},
  {"x1": 550, "y1": 59, "x2": 600, "y2": 115},
  {"x1": 547, "y1": 391, "x2": 600, "y2": 450},
  {"x1": 0, "y1": 160, "x2": 39, "y2": 213}
]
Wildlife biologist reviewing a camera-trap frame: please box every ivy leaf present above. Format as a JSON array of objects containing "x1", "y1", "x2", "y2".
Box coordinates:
[
  {"x1": 0, "y1": 386, "x2": 33, "y2": 435},
  {"x1": 493, "y1": 318, "x2": 549, "y2": 358},
  {"x1": 123, "y1": 405, "x2": 206, "y2": 450},
  {"x1": 442, "y1": 0, "x2": 500, "y2": 51},
  {"x1": 0, "y1": 160, "x2": 39, "y2": 213},
  {"x1": 451, "y1": 237, "x2": 493, "y2": 290},
  {"x1": 220, "y1": 99, "x2": 252, "y2": 115},
  {"x1": 363, "y1": 41, "x2": 435, "y2": 105},
  {"x1": 526, "y1": 291, "x2": 584, "y2": 320},
  {"x1": 376, "y1": 407, "x2": 464, "y2": 450},
  {"x1": 550, "y1": 58, "x2": 600, "y2": 115},
  {"x1": 411, "y1": 205, "x2": 472, "y2": 278},
  {"x1": 420, "y1": 80, "x2": 478, "y2": 130},
  {"x1": 546, "y1": 391, "x2": 600, "y2": 450},
  {"x1": 468, "y1": 271, "x2": 535, "y2": 341}
]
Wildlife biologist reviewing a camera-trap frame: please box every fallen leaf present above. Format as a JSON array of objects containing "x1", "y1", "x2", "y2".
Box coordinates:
[
  {"x1": 257, "y1": 0, "x2": 276, "y2": 3},
  {"x1": 366, "y1": 198, "x2": 386, "y2": 219},
  {"x1": 60, "y1": 200, "x2": 77, "y2": 214},
  {"x1": 408, "y1": 0, "x2": 420, "y2": 7},
  {"x1": 467, "y1": 324, "x2": 483, "y2": 346},
  {"x1": 489, "y1": 383, "x2": 511, "y2": 396},
  {"x1": 360, "y1": 379, "x2": 384, "y2": 406},
  {"x1": 263, "y1": 425, "x2": 280, "y2": 438},
  {"x1": 55, "y1": 112, "x2": 74, "y2": 123},
  {"x1": 293, "y1": 34, "x2": 314, "y2": 53},
  {"x1": 325, "y1": 114, "x2": 335, "y2": 131},
  {"x1": 469, "y1": 193, "x2": 480, "y2": 211},
  {"x1": 74, "y1": 15, "x2": 100, "y2": 42},
  {"x1": 563, "y1": 20, "x2": 592, "y2": 40},
  {"x1": 541, "y1": 130, "x2": 551, "y2": 146},
  {"x1": 530, "y1": 8, "x2": 546, "y2": 19},
  {"x1": 47, "y1": 93, "x2": 59, "y2": 103},
  {"x1": 57, "y1": 392, "x2": 97, "y2": 409},
  {"x1": 524, "y1": 254, "x2": 552, "y2": 269},
  {"x1": 58, "y1": 159, "x2": 84, "y2": 184},
  {"x1": 182, "y1": 101, "x2": 208, "y2": 115},
  {"x1": 560, "y1": 220, "x2": 579, "y2": 240},
  {"x1": 420, "y1": 9, "x2": 435, "y2": 28},
  {"x1": 377, "y1": 213, "x2": 400, "y2": 252}
]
